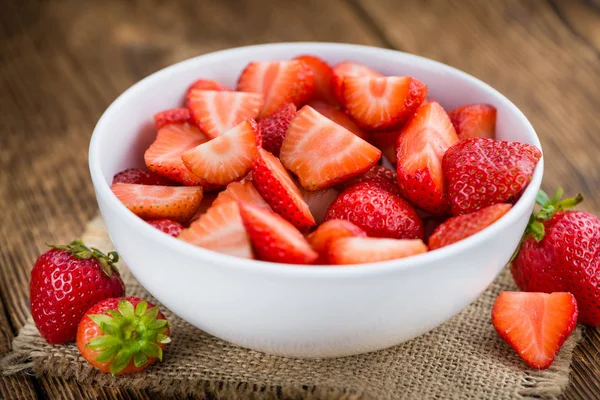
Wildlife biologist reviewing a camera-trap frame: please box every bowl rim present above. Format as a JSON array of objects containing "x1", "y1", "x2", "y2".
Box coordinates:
[{"x1": 89, "y1": 42, "x2": 544, "y2": 278}]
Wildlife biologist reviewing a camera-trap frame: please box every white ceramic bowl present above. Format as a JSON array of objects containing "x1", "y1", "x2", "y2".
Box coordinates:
[{"x1": 89, "y1": 43, "x2": 543, "y2": 358}]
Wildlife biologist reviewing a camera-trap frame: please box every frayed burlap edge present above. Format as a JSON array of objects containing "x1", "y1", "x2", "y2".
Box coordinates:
[{"x1": 1, "y1": 323, "x2": 361, "y2": 400}]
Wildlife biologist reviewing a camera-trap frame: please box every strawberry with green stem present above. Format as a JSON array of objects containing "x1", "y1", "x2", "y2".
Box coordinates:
[
  {"x1": 511, "y1": 188, "x2": 600, "y2": 326},
  {"x1": 77, "y1": 297, "x2": 171, "y2": 375}
]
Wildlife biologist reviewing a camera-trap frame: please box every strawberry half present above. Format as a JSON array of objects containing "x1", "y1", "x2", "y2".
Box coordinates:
[
  {"x1": 327, "y1": 237, "x2": 427, "y2": 265},
  {"x1": 111, "y1": 183, "x2": 203, "y2": 223},
  {"x1": 307, "y1": 219, "x2": 366, "y2": 263},
  {"x1": 112, "y1": 168, "x2": 177, "y2": 186},
  {"x1": 342, "y1": 76, "x2": 427, "y2": 130},
  {"x1": 331, "y1": 61, "x2": 383, "y2": 106},
  {"x1": 428, "y1": 203, "x2": 512, "y2": 250},
  {"x1": 147, "y1": 219, "x2": 184, "y2": 237},
  {"x1": 251, "y1": 148, "x2": 315, "y2": 228},
  {"x1": 144, "y1": 121, "x2": 210, "y2": 186},
  {"x1": 279, "y1": 105, "x2": 381, "y2": 191},
  {"x1": 181, "y1": 120, "x2": 259, "y2": 186},
  {"x1": 178, "y1": 201, "x2": 253, "y2": 259},
  {"x1": 448, "y1": 103, "x2": 496, "y2": 140},
  {"x1": 237, "y1": 60, "x2": 315, "y2": 118},
  {"x1": 294, "y1": 55, "x2": 337, "y2": 105},
  {"x1": 212, "y1": 180, "x2": 271, "y2": 210},
  {"x1": 396, "y1": 101, "x2": 459, "y2": 214},
  {"x1": 186, "y1": 78, "x2": 231, "y2": 93},
  {"x1": 257, "y1": 102, "x2": 297, "y2": 156},
  {"x1": 308, "y1": 100, "x2": 368, "y2": 140},
  {"x1": 186, "y1": 90, "x2": 263, "y2": 139},
  {"x1": 370, "y1": 130, "x2": 400, "y2": 165},
  {"x1": 443, "y1": 138, "x2": 542, "y2": 215},
  {"x1": 238, "y1": 202, "x2": 318, "y2": 264},
  {"x1": 492, "y1": 291, "x2": 578, "y2": 369},
  {"x1": 153, "y1": 108, "x2": 194, "y2": 130}
]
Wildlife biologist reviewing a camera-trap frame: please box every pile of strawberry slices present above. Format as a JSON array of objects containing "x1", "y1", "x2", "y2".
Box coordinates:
[{"x1": 110, "y1": 54, "x2": 542, "y2": 265}]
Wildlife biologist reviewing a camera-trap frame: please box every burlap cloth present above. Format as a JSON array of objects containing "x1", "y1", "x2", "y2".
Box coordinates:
[{"x1": 1, "y1": 215, "x2": 582, "y2": 399}]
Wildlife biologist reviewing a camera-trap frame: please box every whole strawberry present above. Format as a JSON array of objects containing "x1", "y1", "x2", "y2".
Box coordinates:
[
  {"x1": 325, "y1": 181, "x2": 424, "y2": 240},
  {"x1": 77, "y1": 297, "x2": 170, "y2": 375},
  {"x1": 511, "y1": 189, "x2": 600, "y2": 326},
  {"x1": 30, "y1": 240, "x2": 126, "y2": 344},
  {"x1": 443, "y1": 137, "x2": 541, "y2": 215}
]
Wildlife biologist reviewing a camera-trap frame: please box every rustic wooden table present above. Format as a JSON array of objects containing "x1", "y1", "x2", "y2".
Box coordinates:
[{"x1": 1, "y1": 0, "x2": 599, "y2": 398}]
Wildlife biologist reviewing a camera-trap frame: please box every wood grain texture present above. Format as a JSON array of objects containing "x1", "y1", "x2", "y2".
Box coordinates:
[{"x1": 0, "y1": 0, "x2": 598, "y2": 399}]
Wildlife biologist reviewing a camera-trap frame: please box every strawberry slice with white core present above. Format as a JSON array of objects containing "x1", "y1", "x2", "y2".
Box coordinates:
[
  {"x1": 186, "y1": 90, "x2": 263, "y2": 139},
  {"x1": 331, "y1": 61, "x2": 383, "y2": 105},
  {"x1": 396, "y1": 101, "x2": 459, "y2": 214},
  {"x1": 448, "y1": 103, "x2": 497, "y2": 140},
  {"x1": 237, "y1": 60, "x2": 315, "y2": 118},
  {"x1": 279, "y1": 105, "x2": 381, "y2": 191},
  {"x1": 252, "y1": 148, "x2": 315, "y2": 228},
  {"x1": 492, "y1": 291, "x2": 578, "y2": 369},
  {"x1": 144, "y1": 122, "x2": 209, "y2": 186},
  {"x1": 342, "y1": 76, "x2": 427, "y2": 130},
  {"x1": 111, "y1": 183, "x2": 203, "y2": 223},
  {"x1": 238, "y1": 202, "x2": 318, "y2": 264},
  {"x1": 181, "y1": 120, "x2": 259, "y2": 186},
  {"x1": 212, "y1": 180, "x2": 271, "y2": 210},
  {"x1": 307, "y1": 219, "x2": 366, "y2": 263},
  {"x1": 308, "y1": 100, "x2": 368, "y2": 140},
  {"x1": 294, "y1": 55, "x2": 337, "y2": 105},
  {"x1": 178, "y1": 201, "x2": 253, "y2": 259},
  {"x1": 327, "y1": 237, "x2": 427, "y2": 265}
]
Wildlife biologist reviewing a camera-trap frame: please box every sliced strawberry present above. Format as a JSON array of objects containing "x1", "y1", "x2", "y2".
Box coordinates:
[
  {"x1": 111, "y1": 183, "x2": 202, "y2": 223},
  {"x1": 428, "y1": 203, "x2": 512, "y2": 250},
  {"x1": 257, "y1": 102, "x2": 297, "y2": 156},
  {"x1": 153, "y1": 108, "x2": 194, "y2": 130},
  {"x1": 237, "y1": 60, "x2": 315, "y2": 118},
  {"x1": 337, "y1": 165, "x2": 399, "y2": 195},
  {"x1": 279, "y1": 105, "x2": 381, "y2": 191},
  {"x1": 492, "y1": 291, "x2": 578, "y2": 369},
  {"x1": 186, "y1": 90, "x2": 263, "y2": 139},
  {"x1": 238, "y1": 202, "x2": 317, "y2": 264},
  {"x1": 147, "y1": 219, "x2": 184, "y2": 237},
  {"x1": 186, "y1": 79, "x2": 231, "y2": 93},
  {"x1": 112, "y1": 168, "x2": 177, "y2": 186},
  {"x1": 144, "y1": 121, "x2": 210, "y2": 186},
  {"x1": 294, "y1": 55, "x2": 337, "y2": 105},
  {"x1": 396, "y1": 101, "x2": 459, "y2": 214},
  {"x1": 181, "y1": 120, "x2": 259, "y2": 186},
  {"x1": 300, "y1": 187, "x2": 339, "y2": 225},
  {"x1": 331, "y1": 61, "x2": 383, "y2": 106},
  {"x1": 327, "y1": 237, "x2": 427, "y2": 265},
  {"x1": 178, "y1": 201, "x2": 253, "y2": 259},
  {"x1": 342, "y1": 76, "x2": 427, "y2": 130},
  {"x1": 308, "y1": 100, "x2": 368, "y2": 140},
  {"x1": 212, "y1": 180, "x2": 271, "y2": 210},
  {"x1": 251, "y1": 148, "x2": 315, "y2": 228},
  {"x1": 370, "y1": 130, "x2": 400, "y2": 165},
  {"x1": 307, "y1": 219, "x2": 366, "y2": 263},
  {"x1": 448, "y1": 103, "x2": 496, "y2": 140}
]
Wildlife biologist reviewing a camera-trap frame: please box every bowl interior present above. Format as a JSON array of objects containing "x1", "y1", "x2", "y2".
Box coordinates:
[{"x1": 90, "y1": 42, "x2": 543, "y2": 271}]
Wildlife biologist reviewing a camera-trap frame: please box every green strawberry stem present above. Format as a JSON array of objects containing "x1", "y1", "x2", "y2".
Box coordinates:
[
  {"x1": 509, "y1": 187, "x2": 583, "y2": 262},
  {"x1": 49, "y1": 239, "x2": 119, "y2": 278},
  {"x1": 86, "y1": 299, "x2": 171, "y2": 375}
]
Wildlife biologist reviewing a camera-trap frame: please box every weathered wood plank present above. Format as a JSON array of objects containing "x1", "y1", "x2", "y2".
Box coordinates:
[
  {"x1": 353, "y1": 1, "x2": 600, "y2": 399},
  {"x1": 0, "y1": 0, "x2": 382, "y2": 398}
]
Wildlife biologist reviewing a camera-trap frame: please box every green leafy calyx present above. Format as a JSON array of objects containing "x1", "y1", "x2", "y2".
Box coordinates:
[
  {"x1": 525, "y1": 187, "x2": 583, "y2": 242},
  {"x1": 86, "y1": 299, "x2": 171, "y2": 375},
  {"x1": 50, "y1": 239, "x2": 119, "y2": 278}
]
